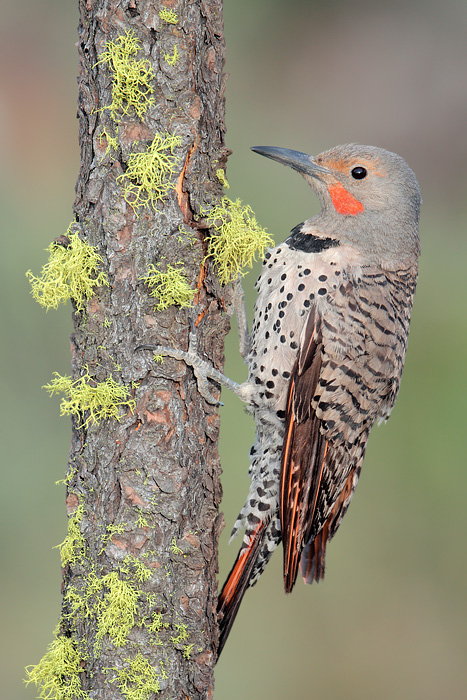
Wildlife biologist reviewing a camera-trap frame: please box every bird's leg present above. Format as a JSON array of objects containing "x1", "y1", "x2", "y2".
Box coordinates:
[
  {"x1": 137, "y1": 278, "x2": 253, "y2": 405},
  {"x1": 136, "y1": 275, "x2": 254, "y2": 405}
]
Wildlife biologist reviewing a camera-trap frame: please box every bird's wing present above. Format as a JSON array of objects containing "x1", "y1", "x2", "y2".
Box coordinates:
[
  {"x1": 279, "y1": 307, "x2": 330, "y2": 592},
  {"x1": 280, "y1": 268, "x2": 406, "y2": 592},
  {"x1": 279, "y1": 293, "x2": 371, "y2": 592}
]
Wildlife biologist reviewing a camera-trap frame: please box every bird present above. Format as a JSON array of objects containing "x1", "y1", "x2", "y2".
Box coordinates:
[{"x1": 217, "y1": 143, "x2": 421, "y2": 657}]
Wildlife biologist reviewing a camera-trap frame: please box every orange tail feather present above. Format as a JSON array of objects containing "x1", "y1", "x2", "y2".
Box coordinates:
[{"x1": 217, "y1": 522, "x2": 265, "y2": 659}]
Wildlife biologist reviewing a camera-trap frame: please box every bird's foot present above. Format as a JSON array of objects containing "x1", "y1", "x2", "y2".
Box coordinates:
[{"x1": 137, "y1": 323, "x2": 250, "y2": 406}]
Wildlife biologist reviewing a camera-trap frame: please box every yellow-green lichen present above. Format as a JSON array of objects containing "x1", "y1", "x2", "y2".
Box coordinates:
[
  {"x1": 54, "y1": 503, "x2": 86, "y2": 567},
  {"x1": 136, "y1": 509, "x2": 150, "y2": 528},
  {"x1": 96, "y1": 572, "x2": 140, "y2": 649},
  {"x1": 170, "y1": 623, "x2": 189, "y2": 645},
  {"x1": 24, "y1": 633, "x2": 89, "y2": 700},
  {"x1": 146, "y1": 611, "x2": 169, "y2": 638},
  {"x1": 117, "y1": 133, "x2": 181, "y2": 212},
  {"x1": 164, "y1": 44, "x2": 180, "y2": 66},
  {"x1": 216, "y1": 168, "x2": 230, "y2": 189},
  {"x1": 177, "y1": 224, "x2": 198, "y2": 247},
  {"x1": 159, "y1": 8, "x2": 178, "y2": 24},
  {"x1": 110, "y1": 653, "x2": 164, "y2": 699},
  {"x1": 96, "y1": 30, "x2": 155, "y2": 121},
  {"x1": 121, "y1": 555, "x2": 153, "y2": 584},
  {"x1": 65, "y1": 569, "x2": 140, "y2": 650},
  {"x1": 170, "y1": 538, "x2": 183, "y2": 555},
  {"x1": 182, "y1": 644, "x2": 194, "y2": 659},
  {"x1": 97, "y1": 127, "x2": 118, "y2": 156},
  {"x1": 43, "y1": 366, "x2": 135, "y2": 429},
  {"x1": 99, "y1": 522, "x2": 126, "y2": 554},
  {"x1": 140, "y1": 263, "x2": 195, "y2": 311},
  {"x1": 26, "y1": 230, "x2": 108, "y2": 312},
  {"x1": 204, "y1": 197, "x2": 274, "y2": 285},
  {"x1": 55, "y1": 466, "x2": 75, "y2": 487}
]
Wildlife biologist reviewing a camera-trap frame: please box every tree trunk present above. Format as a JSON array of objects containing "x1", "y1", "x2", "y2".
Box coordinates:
[{"x1": 32, "y1": 2, "x2": 229, "y2": 698}]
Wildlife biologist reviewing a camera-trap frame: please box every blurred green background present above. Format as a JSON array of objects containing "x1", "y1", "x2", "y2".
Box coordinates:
[{"x1": 1, "y1": 1, "x2": 466, "y2": 698}]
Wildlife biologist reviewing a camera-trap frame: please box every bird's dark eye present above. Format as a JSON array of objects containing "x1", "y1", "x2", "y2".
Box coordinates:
[{"x1": 351, "y1": 166, "x2": 367, "y2": 180}]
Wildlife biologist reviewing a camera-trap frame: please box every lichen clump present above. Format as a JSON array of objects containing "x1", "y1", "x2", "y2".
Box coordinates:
[
  {"x1": 97, "y1": 127, "x2": 118, "y2": 156},
  {"x1": 97, "y1": 30, "x2": 155, "y2": 121},
  {"x1": 117, "y1": 133, "x2": 181, "y2": 212},
  {"x1": 43, "y1": 366, "x2": 135, "y2": 429},
  {"x1": 26, "y1": 231, "x2": 108, "y2": 312},
  {"x1": 216, "y1": 168, "x2": 230, "y2": 189},
  {"x1": 159, "y1": 8, "x2": 178, "y2": 24},
  {"x1": 110, "y1": 653, "x2": 164, "y2": 700},
  {"x1": 95, "y1": 572, "x2": 139, "y2": 649},
  {"x1": 140, "y1": 263, "x2": 195, "y2": 310},
  {"x1": 55, "y1": 503, "x2": 86, "y2": 567},
  {"x1": 64, "y1": 570, "x2": 141, "y2": 653},
  {"x1": 24, "y1": 633, "x2": 89, "y2": 700},
  {"x1": 205, "y1": 197, "x2": 274, "y2": 284},
  {"x1": 164, "y1": 44, "x2": 180, "y2": 66}
]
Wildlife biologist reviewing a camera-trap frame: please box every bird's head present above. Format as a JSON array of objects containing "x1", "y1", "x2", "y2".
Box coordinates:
[{"x1": 251, "y1": 143, "x2": 421, "y2": 268}]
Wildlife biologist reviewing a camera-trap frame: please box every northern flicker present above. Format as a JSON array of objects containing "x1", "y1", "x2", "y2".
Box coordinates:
[
  {"x1": 137, "y1": 143, "x2": 420, "y2": 660},
  {"x1": 216, "y1": 144, "x2": 421, "y2": 656}
]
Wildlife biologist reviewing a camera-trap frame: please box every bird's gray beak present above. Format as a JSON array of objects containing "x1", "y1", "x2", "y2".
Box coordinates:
[{"x1": 251, "y1": 146, "x2": 329, "y2": 178}]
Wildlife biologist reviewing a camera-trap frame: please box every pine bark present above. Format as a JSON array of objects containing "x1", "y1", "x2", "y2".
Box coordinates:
[{"x1": 62, "y1": 1, "x2": 228, "y2": 697}]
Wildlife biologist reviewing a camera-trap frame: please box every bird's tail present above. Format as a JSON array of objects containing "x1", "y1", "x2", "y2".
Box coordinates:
[{"x1": 217, "y1": 521, "x2": 265, "y2": 658}]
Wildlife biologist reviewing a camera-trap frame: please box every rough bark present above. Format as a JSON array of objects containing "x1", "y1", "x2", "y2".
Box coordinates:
[{"x1": 59, "y1": 1, "x2": 228, "y2": 698}]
